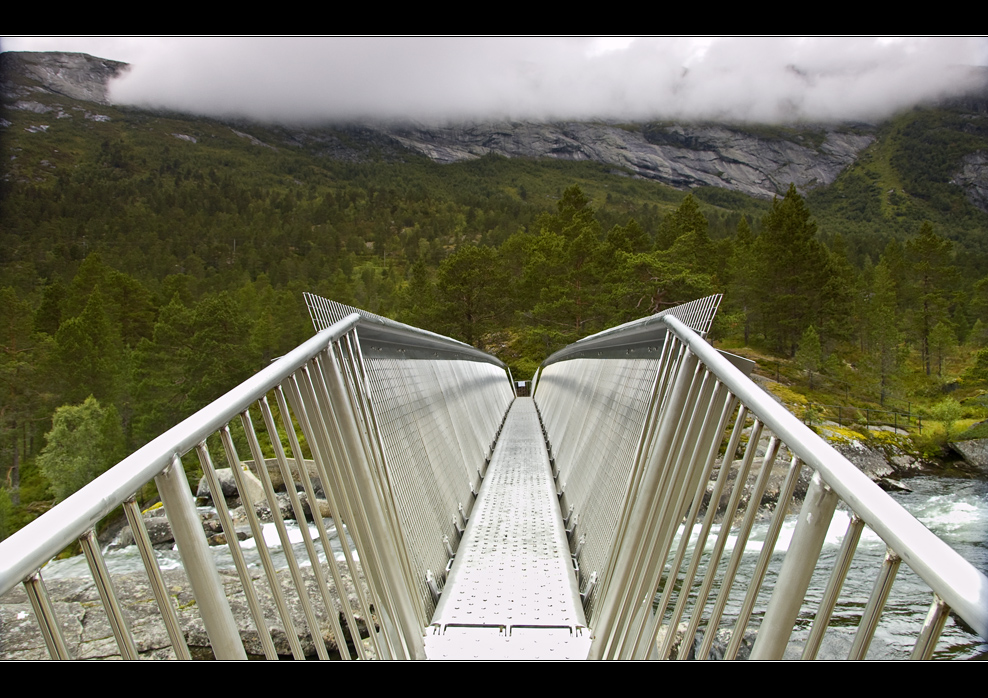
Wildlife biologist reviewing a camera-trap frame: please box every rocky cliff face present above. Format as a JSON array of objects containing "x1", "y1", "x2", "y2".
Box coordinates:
[
  {"x1": 385, "y1": 120, "x2": 875, "y2": 199},
  {"x1": 0, "y1": 51, "x2": 127, "y2": 105}
]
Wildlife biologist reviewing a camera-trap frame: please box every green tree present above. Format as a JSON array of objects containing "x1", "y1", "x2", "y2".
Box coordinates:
[
  {"x1": 133, "y1": 292, "x2": 258, "y2": 443},
  {"x1": 51, "y1": 287, "x2": 124, "y2": 405},
  {"x1": 656, "y1": 193, "x2": 708, "y2": 251},
  {"x1": 928, "y1": 320, "x2": 957, "y2": 377},
  {"x1": 397, "y1": 258, "x2": 440, "y2": 330},
  {"x1": 0, "y1": 487, "x2": 12, "y2": 540},
  {"x1": 524, "y1": 189, "x2": 615, "y2": 344},
  {"x1": 37, "y1": 396, "x2": 124, "y2": 501},
  {"x1": 819, "y1": 234, "x2": 858, "y2": 351},
  {"x1": 726, "y1": 216, "x2": 757, "y2": 344},
  {"x1": 435, "y1": 245, "x2": 507, "y2": 350},
  {"x1": 0, "y1": 288, "x2": 37, "y2": 506},
  {"x1": 795, "y1": 325, "x2": 823, "y2": 389},
  {"x1": 930, "y1": 398, "x2": 962, "y2": 443},
  {"x1": 754, "y1": 184, "x2": 827, "y2": 356},
  {"x1": 865, "y1": 260, "x2": 903, "y2": 406},
  {"x1": 905, "y1": 222, "x2": 957, "y2": 375}
]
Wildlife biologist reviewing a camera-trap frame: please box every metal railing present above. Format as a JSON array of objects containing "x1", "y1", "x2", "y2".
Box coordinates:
[
  {"x1": 534, "y1": 298, "x2": 988, "y2": 659},
  {"x1": 0, "y1": 299, "x2": 514, "y2": 660}
]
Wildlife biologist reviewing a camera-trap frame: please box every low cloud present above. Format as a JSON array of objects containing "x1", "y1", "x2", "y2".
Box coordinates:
[{"x1": 7, "y1": 37, "x2": 987, "y2": 124}]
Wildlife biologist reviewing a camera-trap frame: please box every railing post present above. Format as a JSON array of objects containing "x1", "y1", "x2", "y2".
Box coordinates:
[
  {"x1": 23, "y1": 573, "x2": 72, "y2": 659},
  {"x1": 750, "y1": 471, "x2": 838, "y2": 660},
  {"x1": 589, "y1": 347, "x2": 699, "y2": 660},
  {"x1": 318, "y1": 348, "x2": 426, "y2": 660},
  {"x1": 156, "y1": 454, "x2": 247, "y2": 660}
]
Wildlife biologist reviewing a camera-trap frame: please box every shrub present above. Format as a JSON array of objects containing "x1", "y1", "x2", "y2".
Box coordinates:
[{"x1": 37, "y1": 396, "x2": 124, "y2": 501}]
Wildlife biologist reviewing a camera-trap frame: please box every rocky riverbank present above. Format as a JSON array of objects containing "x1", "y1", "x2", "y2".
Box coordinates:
[{"x1": 0, "y1": 561, "x2": 368, "y2": 659}]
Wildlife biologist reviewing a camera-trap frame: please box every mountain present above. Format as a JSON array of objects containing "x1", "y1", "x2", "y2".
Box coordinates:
[
  {"x1": 5, "y1": 50, "x2": 984, "y2": 209},
  {"x1": 0, "y1": 51, "x2": 127, "y2": 105}
]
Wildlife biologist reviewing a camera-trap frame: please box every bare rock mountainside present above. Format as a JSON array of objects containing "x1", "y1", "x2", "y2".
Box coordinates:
[
  {"x1": 0, "y1": 51, "x2": 127, "y2": 105},
  {"x1": 2, "y1": 50, "x2": 986, "y2": 204}
]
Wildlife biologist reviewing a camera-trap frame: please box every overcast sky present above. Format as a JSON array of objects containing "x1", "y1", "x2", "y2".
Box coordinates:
[{"x1": 3, "y1": 37, "x2": 986, "y2": 124}]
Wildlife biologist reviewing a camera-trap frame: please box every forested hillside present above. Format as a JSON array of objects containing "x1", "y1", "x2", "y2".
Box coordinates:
[{"x1": 2, "y1": 52, "x2": 988, "y2": 541}]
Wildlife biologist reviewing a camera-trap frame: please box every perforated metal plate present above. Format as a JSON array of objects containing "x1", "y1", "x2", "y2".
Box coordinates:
[{"x1": 426, "y1": 398, "x2": 590, "y2": 660}]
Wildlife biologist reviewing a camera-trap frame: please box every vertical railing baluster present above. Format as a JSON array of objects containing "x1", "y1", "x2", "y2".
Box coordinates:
[
  {"x1": 273, "y1": 384, "x2": 364, "y2": 659},
  {"x1": 725, "y1": 456, "x2": 804, "y2": 659},
  {"x1": 258, "y1": 394, "x2": 349, "y2": 659},
  {"x1": 645, "y1": 387, "x2": 737, "y2": 659},
  {"x1": 591, "y1": 346, "x2": 700, "y2": 659},
  {"x1": 156, "y1": 453, "x2": 246, "y2": 660},
  {"x1": 122, "y1": 497, "x2": 191, "y2": 660},
  {"x1": 314, "y1": 348, "x2": 425, "y2": 659},
  {"x1": 195, "y1": 440, "x2": 279, "y2": 660},
  {"x1": 286, "y1": 371, "x2": 382, "y2": 659},
  {"x1": 589, "y1": 341, "x2": 677, "y2": 632},
  {"x1": 751, "y1": 471, "x2": 838, "y2": 660},
  {"x1": 657, "y1": 404, "x2": 749, "y2": 660},
  {"x1": 802, "y1": 514, "x2": 864, "y2": 660},
  {"x1": 697, "y1": 436, "x2": 781, "y2": 660},
  {"x1": 79, "y1": 529, "x2": 139, "y2": 660},
  {"x1": 847, "y1": 548, "x2": 902, "y2": 660},
  {"x1": 339, "y1": 335, "x2": 424, "y2": 627},
  {"x1": 23, "y1": 573, "x2": 72, "y2": 660},
  {"x1": 677, "y1": 418, "x2": 764, "y2": 659},
  {"x1": 218, "y1": 427, "x2": 306, "y2": 659},
  {"x1": 910, "y1": 595, "x2": 950, "y2": 660},
  {"x1": 290, "y1": 367, "x2": 389, "y2": 659},
  {"x1": 306, "y1": 355, "x2": 405, "y2": 657},
  {"x1": 240, "y1": 406, "x2": 329, "y2": 660},
  {"x1": 626, "y1": 370, "x2": 719, "y2": 659}
]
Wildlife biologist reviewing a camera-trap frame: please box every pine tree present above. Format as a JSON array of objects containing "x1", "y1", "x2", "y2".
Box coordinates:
[
  {"x1": 436, "y1": 245, "x2": 506, "y2": 349},
  {"x1": 865, "y1": 260, "x2": 903, "y2": 406},
  {"x1": 754, "y1": 184, "x2": 827, "y2": 356},
  {"x1": 796, "y1": 325, "x2": 823, "y2": 389},
  {"x1": 727, "y1": 216, "x2": 757, "y2": 345},
  {"x1": 905, "y1": 222, "x2": 957, "y2": 375}
]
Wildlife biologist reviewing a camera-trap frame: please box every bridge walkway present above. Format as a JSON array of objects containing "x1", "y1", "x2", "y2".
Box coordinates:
[{"x1": 423, "y1": 397, "x2": 591, "y2": 660}]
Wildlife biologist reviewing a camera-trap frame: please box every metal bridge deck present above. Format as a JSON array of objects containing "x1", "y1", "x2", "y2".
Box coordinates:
[{"x1": 424, "y1": 397, "x2": 590, "y2": 660}]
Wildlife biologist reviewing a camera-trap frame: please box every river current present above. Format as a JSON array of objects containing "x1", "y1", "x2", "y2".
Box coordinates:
[{"x1": 667, "y1": 473, "x2": 988, "y2": 660}]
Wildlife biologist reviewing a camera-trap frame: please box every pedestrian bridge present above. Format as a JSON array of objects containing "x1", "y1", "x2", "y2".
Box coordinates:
[{"x1": 1, "y1": 294, "x2": 985, "y2": 659}]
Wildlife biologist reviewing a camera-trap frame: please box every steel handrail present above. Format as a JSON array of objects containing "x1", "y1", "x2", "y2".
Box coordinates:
[
  {"x1": 0, "y1": 313, "x2": 361, "y2": 597},
  {"x1": 661, "y1": 314, "x2": 988, "y2": 640}
]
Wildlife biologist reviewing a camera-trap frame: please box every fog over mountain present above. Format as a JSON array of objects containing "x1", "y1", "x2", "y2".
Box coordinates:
[{"x1": 3, "y1": 37, "x2": 986, "y2": 125}]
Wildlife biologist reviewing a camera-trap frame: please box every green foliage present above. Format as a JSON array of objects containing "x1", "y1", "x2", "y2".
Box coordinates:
[
  {"x1": 905, "y1": 222, "x2": 957, "y2": 375},
  {"x1": 929, "y1": 398, "x2": 962, "y2": 443},
  {"x1": 795, "y1": 325, "x2": 823, "y2": 387},
  {"x1": 956, "y1": 417, "x2": 988, "y2": 441},
  {"x1": 0, "y1": 487, "x2": 12, "y2": 540},
  {"x1": 435, "y1": 245, "x2": 506, "y2": 349},
  {"x1": 133, "y1": 292, "x2": 259, "y2": 443},
  {"x1": 864, "y1": 260, "x2": 904, "y2": 406},
  {"x1": 753, "y1": 184, "x2": 827, "y2": 356},
  {"x1": 51, "y1": 286, "x2": 124, "y2": 404},
  {"x1": 966, "y1": 348, "x2": 988, "y2": 383},
  {"x1": 37, "y1": 396, "x2": 124, "y2": 501}
]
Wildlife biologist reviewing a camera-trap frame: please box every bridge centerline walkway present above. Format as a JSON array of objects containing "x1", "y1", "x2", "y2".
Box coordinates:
[{"x1": 423, "y1": 397, "x2": 591, "y2": 660}]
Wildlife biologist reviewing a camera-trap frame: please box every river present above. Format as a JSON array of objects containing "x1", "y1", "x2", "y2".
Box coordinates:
[{"x1": 670, "y1": 473, "x2": 987, "y2": 660}]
